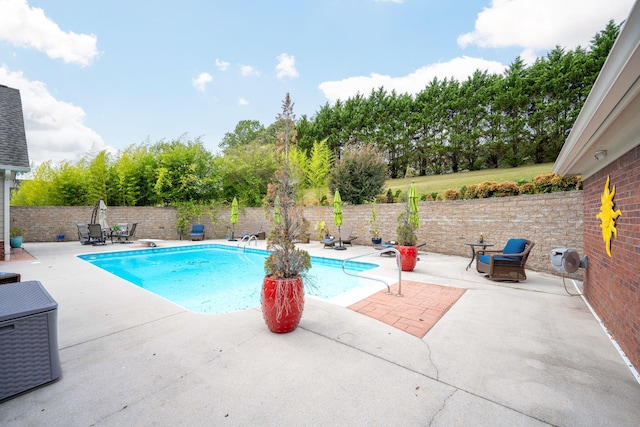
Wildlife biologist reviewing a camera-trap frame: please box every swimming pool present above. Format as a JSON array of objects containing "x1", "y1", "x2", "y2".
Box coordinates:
[{"x1": 78, "y1": 244, "x2": 378, "y2": 314}]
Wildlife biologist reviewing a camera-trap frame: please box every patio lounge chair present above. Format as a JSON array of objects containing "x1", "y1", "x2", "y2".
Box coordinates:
[
  {"x1": 340, "y1": 227, "x2": 357, "y2": 246},
  {"x1": 476, "y1": 238, "x2": 535, "y2": 282},
  {"x1": 323, "y1": 236, "x2": 336, "y2": 248},
  {"x1": 380, "y1": 242, "x2": 426, "y2": 257},
  {"x1": 87, "y1": 223, "x2": 107, "y2": 245},
  {"x1": 241, "y1": 224, "x2": 263, "y2": 239},
  {"x1": 77, "y1": 224, "x2": 90, "y2": 245},
  {"x1": 0, "y1": 272, "x2": 21, "y2": 285},
  {"x1": 324, "y1": 227, "x2": 357, "y2": 248},
  {"x1": 189, "y1": 224, "x2": 205, "y2": 241},
  {"x1": 112, "y1": 223, "x2": 137, "y2": 243}
]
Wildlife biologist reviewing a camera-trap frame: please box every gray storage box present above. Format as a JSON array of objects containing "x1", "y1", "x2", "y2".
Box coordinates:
[{"x1": 0, "y1": 280, "x2": 61, "y2": 401}]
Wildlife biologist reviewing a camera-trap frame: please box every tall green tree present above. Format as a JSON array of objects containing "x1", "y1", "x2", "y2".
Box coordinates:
[
  {"x1": 219, "y1": 140, "x2": 278, "y2": 207},
  {"x1": 50, "y1": 162, "x2": 88, "y2": 206},
  {"x1": 328, "y1": 144, "x2": 387, "y2": 204},
  {"x1": 11, "y1": 162, "x2": 56, "y2": 206},
  {"x1": 153, "y1": 135, "x2": 221, "y2": 205},
  {"x1": 494, "y1": 57, "x2": 533, "y2": 167},
  {"x1": 305, "y1": 138, "x2": 334, "y2": 202},
  {"x1": 84, "y1": 150, "x2": 111, "y2": 204},
  {"x1": 219, "y1": 120, "x2": 267, "y2": 153},
  {"x1": 109, "y1": 144, "x2": 154, "y2": 206}
]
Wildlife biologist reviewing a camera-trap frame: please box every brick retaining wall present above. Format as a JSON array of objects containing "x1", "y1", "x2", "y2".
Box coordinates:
[
  {"x1": 302, "y1": 191, "x2": 583, "y2": 274},
  {"x1": 10, "y1": 191, "x2": 583, "y2": 275}
]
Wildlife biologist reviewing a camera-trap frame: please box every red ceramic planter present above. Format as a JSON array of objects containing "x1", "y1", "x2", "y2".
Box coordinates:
[
  {"x1": 261, "y1": 276, "x2": 305, "y2": 333},
  {"x1": 397, "y1": 245, "x2": 418, "y2": 271}
]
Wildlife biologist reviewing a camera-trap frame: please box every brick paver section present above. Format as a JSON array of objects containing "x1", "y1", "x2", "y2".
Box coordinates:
[
  {"x1": 2, "y1": 247, "x2": 36, "y2": 262},
  {"x1": 348, "y1": 280, "x2": 466, "y2": 338}
]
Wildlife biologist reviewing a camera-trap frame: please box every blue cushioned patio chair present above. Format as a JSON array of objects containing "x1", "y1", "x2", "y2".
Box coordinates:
[
  {"x1": 476, "y1": 238, "x2": 535, "y2": 282},
  {"x1": 189, "y1": 224, "x2": 205, "y2": 241}
]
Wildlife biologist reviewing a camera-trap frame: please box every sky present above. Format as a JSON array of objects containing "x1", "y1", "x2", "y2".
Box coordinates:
[{"x1": 0, "y1": 0, "x2": 635, "y2": 168}]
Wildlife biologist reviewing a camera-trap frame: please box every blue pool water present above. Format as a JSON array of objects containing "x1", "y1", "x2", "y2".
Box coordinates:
[{"x1": 78, "y1": 244, "x2": 377, "y2": 314}]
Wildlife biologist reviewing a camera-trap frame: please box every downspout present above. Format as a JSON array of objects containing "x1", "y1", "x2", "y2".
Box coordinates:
[{"x1": 3, "y1": 169, "x2": 12, "y2": 261}]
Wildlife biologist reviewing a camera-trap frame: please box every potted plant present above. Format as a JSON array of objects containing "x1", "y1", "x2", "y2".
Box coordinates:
[
  {"x1": 395, "y1": 183, "x2": 420, "y2": 271},
  {"x1": 369, "y1": 207, "x2": 382, "y2": 245},
  {"x1": 314, "y1": 221, "x2": 328, "y2": 241},
  {"x1": 298, "y1": 218, "x2": 311, "y2": 244},
  {"x1": 262, "y1": 93, "x2": 312, "y2": 333},
  {"x1": 10, "y1": 227, "x2": 24, "y2": 249}
]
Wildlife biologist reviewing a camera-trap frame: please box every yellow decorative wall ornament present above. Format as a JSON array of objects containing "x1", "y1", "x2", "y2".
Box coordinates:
[{"x1": 595, "y1": 175, "x2": 622, "y2": 257}]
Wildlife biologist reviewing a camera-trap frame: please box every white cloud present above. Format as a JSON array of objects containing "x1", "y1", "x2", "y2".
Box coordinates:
[
  {"x1": 0, "y1": 0, "x2": 98, "y2": 66},
  {"x1": 192, "y1": 72, "x2": 213, "y2": 91},
  {"x1": 1, "y1": 65, "x2": 107, "y2": 165},
  {"x1": 319, "y1": 56, "x2": 506, "y2": 103},
  {"x1": 275, "y1": 53, "x2": 299, "y2": 79},
  {"x1": 215, "y1": 58, "x2": 229, "y2": 71},
  {"x1": 240, "y1": 65, "x2": 260, "y2": 77},
  {"x1": 458, "y1": 0, "x2": 634, "y2": 58},
  {"x1": 238, "y1": 97, "x2": 249, "y2": 106}
]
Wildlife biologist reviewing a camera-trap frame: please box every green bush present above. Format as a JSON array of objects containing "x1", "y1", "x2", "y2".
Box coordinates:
[
  {"x1": 492, "y1": 181, "x2": 521, "y2": 197},
  {"x1": 466, "y1": 180, "x2": 521, "y2": 198},
  {"x1": 519, "y1": 182, "x2": 536, "y2": 194},
  {"x1": 464, "y1": 184, "x2": 479, "y2": 199},
  {"x1": 533, "y1": 173, "x2": 582, "y2": 193},
  {"x1": 475, "y1": 181, "x2": 499, "y2": 198},
  {"x1": 386, "y1": 173, "x2": 582, "y2": 202},
  {"x1": 386, "y1": 189, "x2": 394, "y2": 203},
  {"x1": 444, "y1": 189, "x2": 461, "y2": 200},
  {"x1": 374, "y1": 194, "x2": 389, "y2": 204}
]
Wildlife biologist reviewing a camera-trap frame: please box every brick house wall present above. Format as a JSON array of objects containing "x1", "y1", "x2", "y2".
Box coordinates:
[
  {"x1": 582, "y1": 146, "x2": 640, "y2": 372},
  {"x1": 10, "y1": 191, "x2": 583, "y2": 275}
]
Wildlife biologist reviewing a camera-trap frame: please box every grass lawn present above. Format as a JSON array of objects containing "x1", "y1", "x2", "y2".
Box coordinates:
[
  {"x1": 305, "y1": 163, "x2": 555, "y2": 204},
  {"x1": 386, "y1": 163, "x2": 554, "y2": 197}
]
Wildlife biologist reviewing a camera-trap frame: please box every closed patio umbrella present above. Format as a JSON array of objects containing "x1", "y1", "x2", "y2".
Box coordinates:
[
  {"x1": 333, "y1": 189, "x2": 346, "y2": 250},
  {"x1": 229, "y1": 197, "x2": 238, "y2": 240},
  {"x1": 98, "y1": 199, "x2": 109, "y2": 230}
]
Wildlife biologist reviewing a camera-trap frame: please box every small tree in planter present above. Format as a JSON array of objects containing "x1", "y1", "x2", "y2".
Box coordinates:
[
  {"x1": 369, "y1": 207, "x2": 382, "y2": 245},
  {"x1": 9, "y1": 227, "x2": 24, "y2": 249},
  {"x1": 262, "y1": 93, "x2": 311, "y2": 333},
  {"x1": 396, "y1": 183, "x2": 419, "y2": 271},
  {"x1": 396, "y1": 210, "x2": 419, "y2": 271},
  {"x1": 314, "y1": 221, "x2": 329, "y2": 241}
]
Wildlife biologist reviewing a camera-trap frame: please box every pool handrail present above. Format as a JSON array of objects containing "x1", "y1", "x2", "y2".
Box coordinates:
[
  {"x1": 341, "y1": 247, "x2": 403, "y2": 297},
  {"x1": 238, "y1": 234, "x2": 258, "y2": 250}
]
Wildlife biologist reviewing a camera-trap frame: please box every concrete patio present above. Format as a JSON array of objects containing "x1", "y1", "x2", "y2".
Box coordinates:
[{"x1": 1, "y1": 240, "x2": 639, "y2": 426}]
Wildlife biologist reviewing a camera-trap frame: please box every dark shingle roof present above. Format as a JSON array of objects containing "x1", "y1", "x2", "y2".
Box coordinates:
[{"x1": 0, "y1": 84, "x2": 30, "y2": 170}]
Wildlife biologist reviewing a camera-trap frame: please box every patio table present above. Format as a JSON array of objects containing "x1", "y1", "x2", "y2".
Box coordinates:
[{"x1": 464, "y1": 242, "x2": 494, "y2": 270}]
